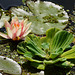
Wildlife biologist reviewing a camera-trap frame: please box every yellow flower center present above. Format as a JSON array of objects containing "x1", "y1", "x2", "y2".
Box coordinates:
[{"x1": 13, "y1": 37, "x2": 20, "y2": 41}]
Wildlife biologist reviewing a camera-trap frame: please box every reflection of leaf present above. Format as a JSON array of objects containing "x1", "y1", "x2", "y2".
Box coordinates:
[
  {"x1": 11, "y1": 1, "x2": 69, "y2": 35},
  {"x1": 61, "y1": 46, "x2": 75, "y2": 59}
]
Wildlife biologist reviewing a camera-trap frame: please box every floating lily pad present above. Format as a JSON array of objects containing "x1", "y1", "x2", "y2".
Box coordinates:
[
  {"x1": 0, "y1": 13, "x2": 10, "y2": 28},
  {"x1": 0, "y1": 56, "x2": 21, "y2": 75},
  {"x1": 10, "y1": 0, "x2": 69, "y2": 35}
]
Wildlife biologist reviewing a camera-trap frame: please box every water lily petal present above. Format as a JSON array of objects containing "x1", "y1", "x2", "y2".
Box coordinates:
[
  {"x1": 23, "y1": 22, "x2": 32, "y2": 32},
  {"x1": 11, "y1": 19, "x2": 16, "y2": 26},
  {"x1": 12, "y1": 33, "x2": 17, "y2": 40},
  {"x1": 11, "y1": 16, "x2": 18, "y2": 26},
  {"x1": 20, "y1": 22, "x2": 31, "y2": 37},
  {"x1": 24, "y1": 19, "x2": 28, "y2": 25},
  {"x1": 12, "y1": 21, "x2": 19, "y2": 34},
  {"x1": 12, "y1": 25, "x2": 18, "y2": 39},
  {"x1": 19, "y1": 20, "x2": 24, "y2": 33},
  {"x1": 0, "y1": 32, "x2": 9, "y2": 39},
  {"x1": 23, "y1": 19, "x2": 28, "y2": 32},
  {"x1": 20, "y1": 20, "x2": 24, "y2": 26},
  {"x1": 16, "y1": 25, "x2": 21, "y2": 37},
  {"x1": 7, "y1": 27, "x2": 12, "y2": 39},
  {"x1": 22, "y1": 30, "x2": 31, "y2": 38}
]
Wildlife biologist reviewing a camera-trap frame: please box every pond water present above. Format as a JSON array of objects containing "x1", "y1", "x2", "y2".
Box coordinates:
[{"x1": 0, "y1": 0, "x2": 75, "y2": 75}]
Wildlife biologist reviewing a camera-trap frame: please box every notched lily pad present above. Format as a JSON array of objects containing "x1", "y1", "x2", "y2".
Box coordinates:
[{"x1": 10, "y1": 0, "x2": 69, "y2": 35}]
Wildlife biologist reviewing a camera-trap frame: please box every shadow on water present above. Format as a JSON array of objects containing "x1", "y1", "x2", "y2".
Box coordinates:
[{"x1": 22, "y1": 61, "x2": 41, "y2": 73}]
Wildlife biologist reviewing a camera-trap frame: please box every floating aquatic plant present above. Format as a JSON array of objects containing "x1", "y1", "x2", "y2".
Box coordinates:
[
  {"x1": 17, "y1": 28, "x2": 75, "y2": 71},
  {"x1": 0, "y1": 17, "x2": 31, "y2": 41},
  {"x1": 0, "y1": 9, "x2": 10, "y2": 28},
  {"x1": 10, "y1": 0, "x2": 69, "y2": 35},
  {"x1": 0, "y1": 56, "x2": 21, "y2": 75}
]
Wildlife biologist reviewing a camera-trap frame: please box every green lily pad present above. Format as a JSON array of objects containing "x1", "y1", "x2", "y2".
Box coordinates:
[
  {"x1": 0, "y1": 56, "x2": 21, "y2": 75},
  {"x1": 10, "y1": 0, "x2": 69, "y2": 35},
  {"x1": 0, "y1": 13, "x2": 10, "y2": 28}
]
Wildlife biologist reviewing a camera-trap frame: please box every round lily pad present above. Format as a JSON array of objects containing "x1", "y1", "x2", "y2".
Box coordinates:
[{"x1": 10, "y1": 0, "x2": 69, "y2": 35}]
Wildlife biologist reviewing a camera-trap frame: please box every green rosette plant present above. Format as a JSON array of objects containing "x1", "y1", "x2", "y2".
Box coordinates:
[{"x1": 17, "y1": 28, "x2": 75, "y2": 75}]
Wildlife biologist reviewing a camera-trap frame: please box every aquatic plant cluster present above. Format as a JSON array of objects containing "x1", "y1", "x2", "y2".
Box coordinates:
[
  {"x1": 17, "y1": 28, "x2": 75, "y2": 74},
  {"x1": 0, "y1": 0, "x2": 75, "y2": 75}
]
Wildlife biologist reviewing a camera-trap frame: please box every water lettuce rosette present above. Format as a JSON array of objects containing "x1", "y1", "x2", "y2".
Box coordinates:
[{"x1": 17, "y1": 28, "x2": 75, "y2": 70}]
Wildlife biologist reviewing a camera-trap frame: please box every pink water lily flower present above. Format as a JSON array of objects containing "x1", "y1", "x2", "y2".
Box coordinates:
[{"x1": 0, "y1": 17, "x2": 31, "y2": 40}]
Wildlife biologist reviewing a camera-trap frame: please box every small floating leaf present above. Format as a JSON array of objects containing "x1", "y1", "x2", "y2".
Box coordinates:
[{"x1": 0, "y1": 56, "x2": 21, "y2": 75}]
